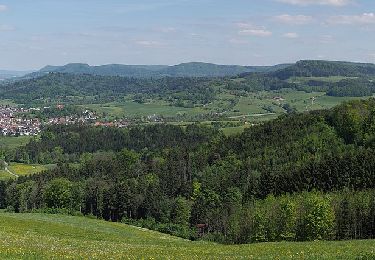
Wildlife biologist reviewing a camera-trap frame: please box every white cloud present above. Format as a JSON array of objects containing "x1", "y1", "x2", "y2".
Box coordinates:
[
  {"x1": 236, "y1": 23, "x2": 272, "y2": 37},
  {"x1": 276, "y1": 0, "x2": 351, "y2": 6},
  {"x1": 283, "y1": 32, "x2": 299, "y2": 38},
  {"x1": 327, "y1": 13, "x2": 375, "y2": 25},
  {"x1": 135, "y1": 40, "x2": 164, "y2": 47},
  {"x1": 0, "y1": 5, "x2": 7, "y2": 12},
  {"x1": 274, "y1": 14, "x2": 313, "y2": 25},
  {"x1": 239, "y1": 29, "x2": 272, "y2": 37}
]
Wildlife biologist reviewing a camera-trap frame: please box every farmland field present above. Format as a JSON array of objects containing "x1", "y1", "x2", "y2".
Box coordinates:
[
  {"x1": 0, "y1": 163, "x2": 56, "y2": 181},
  {"x1": 8, "y1": 163, "x2": 55, "y2": 177},
  {"x1": 0, "y1": 213, "x2": 375, "y2": 259},
  {"x1": 0, "y1": 136, "x2": 33, "y2": 149},
  {"x1": 0, "y1": 169, "x2": 16, "y2": 181},
  {"x1": 79, "y1": 90, "x2": 374, "y2": 123}
]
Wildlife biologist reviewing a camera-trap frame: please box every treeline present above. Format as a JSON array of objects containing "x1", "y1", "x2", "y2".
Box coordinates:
[
  {"x1": 5, "y1": 124, "x2": 218, "y2": 164},
  {"x1": 1, "y1": 99, "x2": 375, "y2": 244},
  {"x1": 227, "y1": 72, "x2": 375, "y2": 98},
  {"x1": 225, "y1": 73, "x2": 296, "y2": 92},
  {"x1": 296, "y1": 78, "x2": 375, "y2": 97}
]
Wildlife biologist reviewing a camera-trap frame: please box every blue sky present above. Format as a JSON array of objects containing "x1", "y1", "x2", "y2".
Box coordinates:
[{"x1": 0, "y1": 0, "x2": 375, "y2": 70}]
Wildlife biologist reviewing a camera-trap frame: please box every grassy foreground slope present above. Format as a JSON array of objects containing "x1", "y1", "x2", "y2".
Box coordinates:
[{"x1": 1, "y1": 213, "x2": 375, "y2": 259}]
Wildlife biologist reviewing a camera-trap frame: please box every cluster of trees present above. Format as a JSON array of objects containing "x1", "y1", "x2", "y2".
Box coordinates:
[
  {"x1": 1, "y1": 99, "x2": 375, "y2": 244},
  {"x1": 4, "y1": 124, "x2": 218, "y2": 164},
  {"x1": 225, "y1": 73, "x2": 296, "y2": 92},
  {"x1": 326, "y1": 78, "x2": 375, "y2": 97},
  {"x1": 296, "y1": 78, "x2": 375, "y2": 97}
]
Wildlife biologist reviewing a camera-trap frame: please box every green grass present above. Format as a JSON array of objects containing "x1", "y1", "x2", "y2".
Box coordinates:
[
  {"x1": 8, "y1": 163, "x2": 55, "y2": 177},
  {"x1": 0, "y1": 136, "x2": 33, "y2": 149},
  {"x1": 81, "y1": 100, "x2": 208, "y2": 118},
  {"x1": 0, "y1": 213, "x2": 374, "y2": 259},
  {"x1": 0, "y1": 170, "x2": 16, "y2": 181}
]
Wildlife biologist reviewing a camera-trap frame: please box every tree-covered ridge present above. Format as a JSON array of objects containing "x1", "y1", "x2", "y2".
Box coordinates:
[
  {"x1": 273, "y1": 60, "x2": 375, "y2": 80},
  {"x1": 0, "y1": 73, "x2": 216, "y2": 105},
  {"x1": 2, "y1": 99, "x2": 375, "y2": 243},
  {"x1": 28, "y1": 60, "x2": 375, "y2": 80},
  {"x1": 27, "y1": 62, "x2": 287, "y2": 78}
]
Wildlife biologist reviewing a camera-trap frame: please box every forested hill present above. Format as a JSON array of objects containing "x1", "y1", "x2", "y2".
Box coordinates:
[
  {"x1": 26, "y1": 62, "x2": 287, "y2": 78},
  {"x1": 3, "y1": 99, "x2": 375, "y2": 244},
  {"x1": 2, "y1": 59, "x2": 375, "y2": 107},
  {"x1": 23, "y1": 60, "x2": 375, "y2": 80},
  {"x1": 0, "y1": 73, "x2": 215, "y2": 105},
  {"x1": 272, "y1": 60, "x2": 375, "y2": 79}
]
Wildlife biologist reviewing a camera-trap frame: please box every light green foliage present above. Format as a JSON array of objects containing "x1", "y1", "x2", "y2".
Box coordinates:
[
  {"x1": 296, "y1": 193, "x2": 335, "y2": 241},
  {"x1": 172, "y1": 196, "x2": 192, "y2": 226},
  {"x1": 43, "y1": 178, "x2": 73, "y2": 209}
]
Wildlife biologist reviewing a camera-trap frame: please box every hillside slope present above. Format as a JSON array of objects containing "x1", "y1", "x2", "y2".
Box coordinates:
[{"x1": 0, "y1": 213, "x2": 375, "y2": 259}]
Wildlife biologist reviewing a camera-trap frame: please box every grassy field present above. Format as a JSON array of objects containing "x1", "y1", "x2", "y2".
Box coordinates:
[
  {"x1": 0, "y1": 169, "x2": 16, "y2": 181},
  {"x1": 8, "y1": 163, "x2": 55, "y2": 177},
  {"x1": 0, "y1": 136, "x2": 33, "y2": 149},
  {"x1": 81, "y1": 100, "x2": 207, "y2": 118},
  {"x1": 0, "y1": 213, "x2": 374, "y2": 259},
  {"x1": 0, "y1": 163, "x2": 55, "y2": 181},
  {"x1": 81, "y1": 90, "x2": 373, "y2": 123}
]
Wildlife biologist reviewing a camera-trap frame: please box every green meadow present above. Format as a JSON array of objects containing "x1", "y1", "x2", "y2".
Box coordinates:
[{"x1": 0, "y1": 213, "x2": 374, "y2": 259}]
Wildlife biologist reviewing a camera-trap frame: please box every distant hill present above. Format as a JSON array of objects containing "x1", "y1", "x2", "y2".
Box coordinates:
[
  {"x1": 0, "y1": 70, "x2": 32, "y2": 81},
  {"x1": 26, "y1": 62, "x2": 288, "y2": 78},
  {"x1": 272, "y1": 60, "x2": 375, "y2": 79}
]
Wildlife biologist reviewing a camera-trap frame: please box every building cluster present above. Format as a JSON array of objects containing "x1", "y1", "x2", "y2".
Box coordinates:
[
  {"x1": 0, "y1": 105, "x2": 136, "y2": 137},
  {"x1": 0, "y1": 106, "x2": 41, "y2": 136},
  {"x1": 46, "y1": 110, "x2": 98, "y2": 125}
]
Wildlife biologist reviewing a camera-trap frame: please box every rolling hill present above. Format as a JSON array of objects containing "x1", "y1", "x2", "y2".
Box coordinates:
[
  {"x1": 0, "y1": 213, "x2": 374, "y2": 259},
  {"x1": 25, "y1": 62, "x2": 290, "y2": 78}
]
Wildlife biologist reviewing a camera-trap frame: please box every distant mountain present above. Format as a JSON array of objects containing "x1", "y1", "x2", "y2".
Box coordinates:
[
  {"x1": 272, "y1": 60, "x2": 375, "y2": 80},
  {"x1": 0, "y1": 70, "x2": 32, "y2": 80},
  {"x1": 26, "y1": 62, "x2": 289, "y2": 78}
]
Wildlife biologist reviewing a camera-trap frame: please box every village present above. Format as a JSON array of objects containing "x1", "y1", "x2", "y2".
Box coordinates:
[
  {"x1": 0, "y1": 105, "x2": 41, "y2": 136},
  {"x1": 0, "y1": 105, "x2": 133, "y2": 136}
]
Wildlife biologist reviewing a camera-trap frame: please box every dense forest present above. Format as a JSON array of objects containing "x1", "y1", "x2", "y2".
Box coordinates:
[
  {"x1": 1, "y1": 99, "x2": 375, "y2": 243},
  {"x1": 272, "y1": 60, "x2": 375, "y2": 79},
  {"x1": 0, "y1": 73, "x2": 216, "y2": 106}
]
